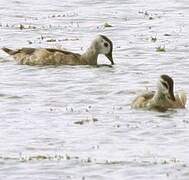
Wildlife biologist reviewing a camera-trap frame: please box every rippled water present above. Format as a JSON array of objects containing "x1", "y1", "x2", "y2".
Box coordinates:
[{"x1": 0, "y1": 0, "x2": 189, "y2": 179}]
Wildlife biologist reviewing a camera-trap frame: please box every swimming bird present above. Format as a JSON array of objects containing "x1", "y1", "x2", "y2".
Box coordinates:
[
  {"x1": 131, "y1": 75, "x2": 187, "y2": 112},
  {"x1": 1, "y1": 35, "x2": 113, "y2": 66}
]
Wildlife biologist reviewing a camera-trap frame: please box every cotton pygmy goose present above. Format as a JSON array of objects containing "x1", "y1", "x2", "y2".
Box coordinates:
[
  {"x1": 2, "y1": 35, "x2": 113, "y2": 66},
  {"x1": 131, "y1": 74, "x2": 187, "y2": 112}
]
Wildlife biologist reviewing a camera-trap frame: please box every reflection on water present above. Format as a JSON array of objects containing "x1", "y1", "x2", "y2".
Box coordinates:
[{"x1": 0, "y1": 0, "x2": 189, "y2": 180}]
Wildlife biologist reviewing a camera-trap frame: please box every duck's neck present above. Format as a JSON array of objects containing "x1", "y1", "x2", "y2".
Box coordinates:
[
  {"x1": 81, "y1": 43, "x2": 99, "y2": 65},
  {"x1": 152, "y1": 90, "x2": 167, "y2": 104}
]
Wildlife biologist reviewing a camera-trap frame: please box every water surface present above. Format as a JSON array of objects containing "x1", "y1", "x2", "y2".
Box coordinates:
[{"x1": 0, "y1": 0, "x2": 189, "y2": 179}]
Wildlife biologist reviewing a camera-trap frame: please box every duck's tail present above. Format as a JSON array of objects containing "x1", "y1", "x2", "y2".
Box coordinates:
[
  {"x1": 178, "y1": 91, "x2": 187, "y2": 107},
  {"x1": 2, "y1": 48, "x2": 16, "y2": 55}
]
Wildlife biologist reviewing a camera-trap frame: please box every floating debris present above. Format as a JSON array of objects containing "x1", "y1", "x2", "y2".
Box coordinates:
[
  {"x1": 74, "y1": 120, "x2": 85, "y2": 125},
  {"x1": 30, "y1": 155, "x2": 48, "y2": 160},
  {"x1": 183, "y1": 119, "x2": 189, "y2": 123},
  {"x1": 138, "y1": 10, "x2": 159, "y2": 20},
  {"x1": 144, "y1": 11, "x2": 149, "y2": 16},
  {"x1": 103, "y1": 22, "x2": 113, "y2": 28},
  {"x1": 66, "y1": 154, "x2": 71, "y2": 160},
  {"x1": 105, "y1": 160, "x2": 126, "y2": 165},
  {"x1": 151, "y1": 36, "x2": 157, "y2": 42},
  {"x1": 74, "y1": 117, "x2": 98, "y2": 125},
  {"x1": 58, "y1": 38, "x2": 79, "y2": 42},
  {"x1": 87, "y1": 157, "x2": 92, "y2": 163},
  {"x1": 116, "y1": 124, "x2": 120, "y2": 128},
  {"x1": 19, "y1": 24, "x2": 24, "y2": 30},
  {"x1": 138, "y1": 10, "x2": 150, "y2": 17},
  {"x1": 49, "y1": 14, "x2": 66, "y2": 18},
  {"x1": 164, "y1": 33, "x2": 171, "y2": 36},
  {"x1": 46, "y1": 39, "x2": 56, "y2": 42},
  {"x1": 93, "y1": 118, "x2": 98, "y2": 122},
  {"x1": 17, "y1": 24, "x2": 37, "y2": 30},
  {"x1": 27, "y1": 40, "x2": 32, "y2": 44},
  {"x1": 138, "y1": 10, "x2": 149, "y2": 16},
  {"x1": 40, "y1": 35, "x2": 44, "y2": 40}
]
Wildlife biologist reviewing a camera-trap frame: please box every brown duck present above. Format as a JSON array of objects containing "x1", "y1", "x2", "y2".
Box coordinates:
[
  {"x1": 2, "y1": 35, "x2": 113, "y2": 66},
  {"x1": 132, "y1": 75, "x2": 187, "y2": 112}
]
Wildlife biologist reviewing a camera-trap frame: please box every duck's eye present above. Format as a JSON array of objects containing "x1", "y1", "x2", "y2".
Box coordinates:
[
  {"x1": 162, "y1": 82, "x2": 168, "y2": 89},
  {"x1": 104, "y1": 42, "x2": 108, "y2": 47}
]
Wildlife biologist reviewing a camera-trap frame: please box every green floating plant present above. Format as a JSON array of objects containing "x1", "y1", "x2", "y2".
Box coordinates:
[{"x1": 156, "y1": 46, "x2": 166, "y2": 52}]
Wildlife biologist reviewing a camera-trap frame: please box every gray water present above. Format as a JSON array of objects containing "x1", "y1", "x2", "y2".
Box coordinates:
[{"x1": 0, "y1": 0, "x2": 189, "y2": 179}]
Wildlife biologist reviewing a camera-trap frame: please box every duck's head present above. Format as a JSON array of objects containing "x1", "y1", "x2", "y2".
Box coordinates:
[
  {"x1": 95, "y1": 35, "x2": 114, "y2": 65},
  {"x1": 158, "y1": 74, "x2": 175, "y2": 101}
]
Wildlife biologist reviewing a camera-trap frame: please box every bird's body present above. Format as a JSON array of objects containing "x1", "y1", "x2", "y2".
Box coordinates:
[
  {"x1": 2, "y1": 35, "x2": 113, "y2": 66},
  {"x1": 132, "y1": 75, "x2": 187, "y2": 112},
  {"x1": 2, "y1": 48, "x2": 82, "y2": 65},
  {"x1": 132, "y1": 90, "x2": 186, "y2": 112}
]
